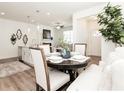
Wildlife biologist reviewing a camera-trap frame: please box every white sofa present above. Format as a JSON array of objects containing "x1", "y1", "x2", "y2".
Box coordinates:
[{"x1": 67, "y1": 47, "x2": 124, "y2": 91}]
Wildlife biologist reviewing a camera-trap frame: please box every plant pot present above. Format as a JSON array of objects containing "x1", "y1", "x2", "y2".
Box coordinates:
[{"x1": 101, "y1": 37, "x2": 116, "y2": 62}]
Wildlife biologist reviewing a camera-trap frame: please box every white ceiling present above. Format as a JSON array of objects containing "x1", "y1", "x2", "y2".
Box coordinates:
[{"x1": 0, "y1": 2, "x2": 106, "y2": 27}]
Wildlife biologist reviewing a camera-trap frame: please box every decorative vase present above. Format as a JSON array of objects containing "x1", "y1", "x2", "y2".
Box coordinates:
[
  {"x1": 61, "y1": 49, "x2": 71, "y2": 59},
  {"x1": 101, "y1": 37, "x2": 116, "y2": 62}
]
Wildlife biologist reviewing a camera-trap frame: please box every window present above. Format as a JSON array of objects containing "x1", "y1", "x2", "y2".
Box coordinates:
[{"x1": 63, "y1": 30, "x2": 73, "y2": 44}]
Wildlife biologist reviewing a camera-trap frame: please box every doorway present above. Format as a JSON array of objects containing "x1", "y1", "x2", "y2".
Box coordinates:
[{"x1": 77, "y1": 15, "x2": 101, "y2": 57}]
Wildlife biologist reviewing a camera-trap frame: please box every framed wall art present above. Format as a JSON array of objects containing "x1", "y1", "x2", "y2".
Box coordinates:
[
  {"x1": 43, "y1": 29, "x2": 51, "y2": 39},
  {"x1": 10, "y1": 33, "x2": 17, "y2": 45},
  {"x1": 23, "y1": 34, "x2": 28, "y2": 45},
  {"x1": 16, "y1": 29, "x2": 22, "y2": 40}
]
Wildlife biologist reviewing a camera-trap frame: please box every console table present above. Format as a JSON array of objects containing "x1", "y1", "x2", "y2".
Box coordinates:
[{"x1": 18, "y1": 46, "x2": 33, "y2": 66}]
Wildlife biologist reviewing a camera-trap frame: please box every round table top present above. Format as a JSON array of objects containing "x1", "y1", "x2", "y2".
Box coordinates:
[{"x1": 47, "y1": 58, "x2": 91, "y2": 70}]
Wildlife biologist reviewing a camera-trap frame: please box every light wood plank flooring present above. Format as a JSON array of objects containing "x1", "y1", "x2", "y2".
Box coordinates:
[
  {"x1": 0, "y1": 56, "x2": 100, "y2": 91},
  {"x1": 0, "y1": 69, "x2": 36, "y2": 91}
]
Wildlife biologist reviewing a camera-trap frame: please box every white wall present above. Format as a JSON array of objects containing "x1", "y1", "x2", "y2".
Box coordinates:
[
  {"x1": 0, "y1": 18, "x2": 54, "y2": 59},
  {"x1": 73, "y1": 4, "x2": 105, "y2": 44},
  {"x1": 73, "y1": 3, "x2": 115, "y2": 61},
  {"x1": 73, "y1": 17, "x2": 101, "y2": 56},
  {"x1": 75, "y1": 18, "x2": 88, "y2": 43},
  {"x1": 60, "y1": 26, "x2": 72, "y2": 32},
  {"x1": 36, "y1": 25, "x2": 54, "y2": 45}
]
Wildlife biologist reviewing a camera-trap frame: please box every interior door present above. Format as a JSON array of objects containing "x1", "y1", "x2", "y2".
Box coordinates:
[{"x1": 87, "y1": 18, "x2": 101, "y2": 56}]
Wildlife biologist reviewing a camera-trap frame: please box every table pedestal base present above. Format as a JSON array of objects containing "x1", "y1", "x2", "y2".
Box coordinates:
[{"x1": 68, "y1": 70, "x2": 78, "y2": 81}]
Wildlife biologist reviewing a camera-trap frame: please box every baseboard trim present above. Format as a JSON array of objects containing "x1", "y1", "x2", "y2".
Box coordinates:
[
  {"x1": 19, "y1": 60, "x2": 34, "y2": 68},
  {"x1": 88, "y1": 55, "x2": 101, "y2": 58},
  {"x1": 0, "y1": 57, "x2": 18, "y2": 63}
]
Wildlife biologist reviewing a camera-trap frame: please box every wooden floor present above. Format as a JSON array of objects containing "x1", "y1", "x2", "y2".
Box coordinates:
[
  {"x1": 88, "y1": 56, "x2": 101, "y2": 65},
  {"x1": 0, "y1": 69, "x2": 36, "y2": 91},
  {"x1": 0, "y1": 56, "x2": 101, "y2": 91}
]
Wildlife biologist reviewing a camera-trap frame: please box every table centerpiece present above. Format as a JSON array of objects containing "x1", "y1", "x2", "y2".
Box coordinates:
[{"x1": 58, "y1": 38, "x2": 71, "y2": 59}]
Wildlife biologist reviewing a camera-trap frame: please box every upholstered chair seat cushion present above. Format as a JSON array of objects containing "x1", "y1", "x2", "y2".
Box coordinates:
[{"x1": 49, "y1": 69, "x2": 70, "y2": 91}]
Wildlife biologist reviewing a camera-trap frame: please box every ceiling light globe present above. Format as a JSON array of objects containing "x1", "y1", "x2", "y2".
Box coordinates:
[
  {"x1": 1, "y1": 12, "x2": 5, "y2": 15},
  {"x1": 56, "y1": 26, "x2": 60, "y2": 30}
]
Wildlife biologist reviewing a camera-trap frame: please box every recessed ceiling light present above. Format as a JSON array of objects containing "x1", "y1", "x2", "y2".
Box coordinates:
[
  {"x1": 1, "y1": 12, "x2": 5, "y2": 15},
  {"x1": 46, "y1": 12, "x2": 50, "y2": 16}
]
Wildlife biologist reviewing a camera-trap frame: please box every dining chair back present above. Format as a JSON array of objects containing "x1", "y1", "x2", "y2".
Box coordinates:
[
  {"x1": 39, "y1": 45, "x2": 50, "y2": 55},
  {"x1": 30, "y1": 48, "x2": 50, "y2": 90},
  {"x1": 74, "y1": 43, "x2": 87, "y2": 56},
  {"x1": 30, "y1": 47, "x2": 70, "y2": 91}
]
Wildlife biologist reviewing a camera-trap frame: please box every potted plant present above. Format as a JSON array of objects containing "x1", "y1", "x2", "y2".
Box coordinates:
[
  {"x1": 97, "y1": 3, "x2": 124, "y2": 46},
  {"x1": 58, "y1": 38, "x2": 71, "y2": 58}
]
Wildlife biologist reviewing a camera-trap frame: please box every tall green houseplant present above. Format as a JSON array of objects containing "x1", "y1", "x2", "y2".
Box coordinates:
[{"x1": 97, "y1": 3, "x2": 124, "y2": 46}]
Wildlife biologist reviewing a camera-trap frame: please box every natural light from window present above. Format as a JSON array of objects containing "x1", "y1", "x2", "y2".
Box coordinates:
[{"x1": 63, "y1": 30, "x2": 73, "y2": 44}]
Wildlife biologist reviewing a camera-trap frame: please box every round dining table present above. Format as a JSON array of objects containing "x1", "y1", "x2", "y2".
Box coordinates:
[{"x1": 47, "y1": 57, "x2": 91, "y2": 81}]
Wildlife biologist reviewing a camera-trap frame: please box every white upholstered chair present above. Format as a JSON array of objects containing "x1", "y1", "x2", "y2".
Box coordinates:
[
  {"x1": 74, "y1": 43, "x2": 87, "y2": 76},
  {"x1": 111, "y1": 59, "x2": 124, "y2": 90},
  {"x1": 67, "y1": 47, "x2": 124, "y2": 91},
  {"x1": 39, "y1": 45, "x2": 50, "y2": 55},
  {"x1": 74, "y1": 43, "x2": 87, "y2": 56},
  {"x1": 30, "y1": 48, "x2": 70, "y2": 91}
]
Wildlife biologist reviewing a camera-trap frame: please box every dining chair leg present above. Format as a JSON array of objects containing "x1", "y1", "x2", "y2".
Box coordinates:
[
  {"x1": 76, "y1": 72, "x2": 79, "y2": 77},
  {"x1": 36, "y1": 83, "x2": 40, "y2": 91}
]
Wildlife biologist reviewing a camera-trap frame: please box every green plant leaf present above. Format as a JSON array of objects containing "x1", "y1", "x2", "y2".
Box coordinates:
[{"x1": 97, "y1": 3, "x2": 124, "y2": 45}]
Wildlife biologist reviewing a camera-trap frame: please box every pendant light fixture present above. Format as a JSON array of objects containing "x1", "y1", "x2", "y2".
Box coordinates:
[
  {"x1": 54, "y1": 22, "x2": 64, "y2": 30},
  {"x1": 36, "y1": 10, "x2": 40, "y2": 31},
  {"x1": 27, "y1": 16, "x2": 31, "y2": 33},
  {"x1": 35, "y1": 10, "x2": 41, "y2": 45}
]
